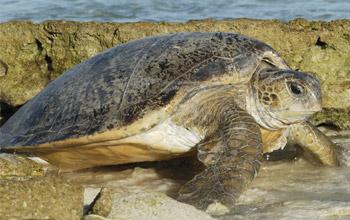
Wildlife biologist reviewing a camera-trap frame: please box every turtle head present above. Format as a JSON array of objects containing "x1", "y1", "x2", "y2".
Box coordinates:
[{"x1": 250, "y1": 68, "x2": 322, "y2": 129}]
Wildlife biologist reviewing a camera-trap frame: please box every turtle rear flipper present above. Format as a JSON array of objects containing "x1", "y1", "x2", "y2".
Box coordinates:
[{"x1": 178, "y1": 101, "x2": 263, "y2": 214}]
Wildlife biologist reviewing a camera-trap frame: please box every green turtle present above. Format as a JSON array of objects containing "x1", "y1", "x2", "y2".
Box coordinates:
[{"x1": 0, "y1": 32, "x2": 338, "y2": 212}]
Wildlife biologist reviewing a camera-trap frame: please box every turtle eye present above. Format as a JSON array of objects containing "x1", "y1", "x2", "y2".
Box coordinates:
[{"x1": 288, "y1": 82, "x2": 304, "y2": 96}]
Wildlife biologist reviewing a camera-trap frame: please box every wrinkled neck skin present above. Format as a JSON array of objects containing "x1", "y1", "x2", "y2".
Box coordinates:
[{"x1": 246, "y1": 75, "x2": 289, "y2": 131}]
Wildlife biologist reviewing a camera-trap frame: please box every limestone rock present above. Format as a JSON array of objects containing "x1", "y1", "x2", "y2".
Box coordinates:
[
  {"x1": 0, "y1": 153, "x2": 83, "y2": 220},
  {"x1": 91, "y1": 190, "x2": 216, "y2": 220},
  {"x1": 83, "y1": 214, "x2": 111, "y2": 220},
  {"x1": 0, "y1": 59, "x2": 7, "y2": 77},
  {"x1": 0, "y1": 174, "x2": 84, "y2": 220},
  {"x1": 0, "y1": 153, "x2": 44, "y2": 179},
  {"x1": 90, "y1": 188, "x2": 113, "y2": 217}
]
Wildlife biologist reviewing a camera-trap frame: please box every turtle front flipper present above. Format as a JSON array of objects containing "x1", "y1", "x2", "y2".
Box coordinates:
[
  {"x1": 178, "y1": 103, "x2": 263, "y2": 214},
  {"x1": 288, "y1": 121, "x2": 339, "y2": 166}
]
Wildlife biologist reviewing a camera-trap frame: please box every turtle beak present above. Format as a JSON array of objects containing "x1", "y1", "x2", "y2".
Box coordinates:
[
  {"x1": 308, "y1": 97, "x2": 322, "y2": 112},
  {"x1": 311, "y1": 103, "x2": 322, "y2": 112},
  {"x1": 299, "y1": 103, "x2": 321, "y2": 115}
]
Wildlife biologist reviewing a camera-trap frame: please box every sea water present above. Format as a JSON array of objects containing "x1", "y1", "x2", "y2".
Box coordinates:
[{"x1": 0, "y1": 0, "x2": 349, "y2": 23}]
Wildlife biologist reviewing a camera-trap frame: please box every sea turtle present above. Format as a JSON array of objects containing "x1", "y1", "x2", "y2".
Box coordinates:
[{"x1": 0, "y1": 32, "x2": 338, "y2": 212}]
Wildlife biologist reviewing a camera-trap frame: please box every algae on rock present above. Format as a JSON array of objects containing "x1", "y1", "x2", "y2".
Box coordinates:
[
  {"x1": 0, "y1": 175, "x2": 83, "y2": 220},
  {"x1": 0, "y1": 153, "x2": 44, "y2": 179},
  {"x1": 0, "y1": 153, "x2": 84, "y2": 220}
]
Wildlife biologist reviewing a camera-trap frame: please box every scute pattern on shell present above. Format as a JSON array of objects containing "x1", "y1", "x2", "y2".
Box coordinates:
[{"x1": 0, "y1": 32, "x2": 276, "y2": 148}]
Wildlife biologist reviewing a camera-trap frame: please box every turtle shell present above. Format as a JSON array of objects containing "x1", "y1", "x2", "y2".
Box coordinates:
[{"x1": 0, "y1": 32, "x2": 287, "y2": 149}]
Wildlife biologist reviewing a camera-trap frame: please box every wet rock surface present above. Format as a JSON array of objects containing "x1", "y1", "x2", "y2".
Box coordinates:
[
  {"x1": 90, "y1": 190, "x2": 216, "y2": 220},
  {"x1": 73, "y1": 127, "x2": 350, "y2": 220},
  {"x1": 231, "y1": 160, "x2": 350, "y2": 220},
  {"x1": 0, "y1": 19, "x2": 349, "y2": 127}
]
